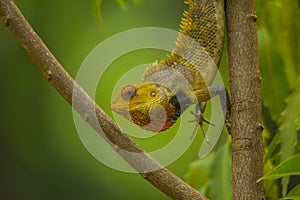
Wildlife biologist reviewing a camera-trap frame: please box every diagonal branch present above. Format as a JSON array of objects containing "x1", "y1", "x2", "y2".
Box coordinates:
[{"x1": 0, "y1": 0, "x2": 207, "y2": 199}]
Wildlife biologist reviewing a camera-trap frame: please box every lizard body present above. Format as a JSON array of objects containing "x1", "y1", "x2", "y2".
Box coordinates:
[{"x1": 111, "y1": 0, "x2": 225, "y2": 132}]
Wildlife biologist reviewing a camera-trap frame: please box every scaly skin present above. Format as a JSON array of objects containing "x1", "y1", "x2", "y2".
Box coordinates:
[{"x1": 111, "y1": 0, "x2": 225, "y2": 132}]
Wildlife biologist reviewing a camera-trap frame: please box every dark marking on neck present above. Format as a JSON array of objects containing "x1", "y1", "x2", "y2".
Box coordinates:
[{"x1": 169, "y1": 91, "x2": 191, "y2": 122}]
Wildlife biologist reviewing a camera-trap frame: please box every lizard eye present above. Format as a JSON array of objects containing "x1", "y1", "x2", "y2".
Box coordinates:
[
  {"x1": 150, "y1": 91, "x2": 156, "y2": 98},
  {"x1": 121, "y1": 85, "x2": 136, "y2": 99}
]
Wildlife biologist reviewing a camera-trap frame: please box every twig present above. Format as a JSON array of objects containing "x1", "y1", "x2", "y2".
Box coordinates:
[{"x1": 0, "y1": 0, "x2": 207, "y2": 199}]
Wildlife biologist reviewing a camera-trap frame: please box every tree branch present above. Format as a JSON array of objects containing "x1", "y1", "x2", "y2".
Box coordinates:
[
  {"x1": 0, "y1": 0, "x2": 207, "y2": 199},
  {"x1": 225, "y1": 0, "x2": 264, "y2": 199}
]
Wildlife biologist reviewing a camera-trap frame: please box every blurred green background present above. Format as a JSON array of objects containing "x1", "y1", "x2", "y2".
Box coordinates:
[
  {"x1": 1, "y1": 0, "x2": 299, "y2": 199},
  {"x1": 0, "y1": 0, "x2": 213, "y2": 199}
]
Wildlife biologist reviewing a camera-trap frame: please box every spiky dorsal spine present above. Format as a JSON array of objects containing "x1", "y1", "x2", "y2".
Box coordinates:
[{"x1": 143, "y1": 0, "x2": 224, "y2": 87}]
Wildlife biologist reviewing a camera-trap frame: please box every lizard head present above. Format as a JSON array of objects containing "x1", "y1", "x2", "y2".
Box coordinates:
[{"x1": 110, "y1": 82, "x2": 181, "y2": 132}]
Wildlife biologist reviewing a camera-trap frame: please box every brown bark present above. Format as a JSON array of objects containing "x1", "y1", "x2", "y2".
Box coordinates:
[
  {"x1": 226, "y1": 0, "x2": 264, "y2": 199},
  {"x1": 0, "y1": 0, "x2": 207, "y2": 199}
]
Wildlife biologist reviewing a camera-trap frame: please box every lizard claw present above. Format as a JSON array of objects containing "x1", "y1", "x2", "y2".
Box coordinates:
[
  {"x1": 188, "y1": 103, "x2": 214, "y2": 143},
  {"x1": 189, "y1": 110, "x2": 215, "y2": 126}
]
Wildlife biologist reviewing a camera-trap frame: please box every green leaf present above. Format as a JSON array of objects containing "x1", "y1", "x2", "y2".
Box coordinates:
[
  {"x1": 264, "y1": 129, "x2": 280, "y2": 163},
  {"x1": 185, "y1": 140, "x2": 232, "y2": 200},
  {"x1": 185, "y1": 152, "x2": 215, "y2": 191},
  {"x1": 295, "y1": 116, "x2": 300, "y2": 128},
  {"x1": 209, "y1": 141, "x2": 232, "y2": 200},
  {"x1": 92, "y1": 0, "x2": 104, "y2": 25},
  {"x1": 297, "y1": 76, "x2": 300, "y2": 87},
  {"x1": 263, "y1": 0, "x2": 300, "y2": 90},
  {"x1": 264, "y1": 159, "x2": 280, "y2": 200},
  {"x1": 281, "y1": 184, "x2": 300, "y2": 200},
  {"x1": 278, "y1": 91, "x2": 300, "y2": 195},
  {"x1": 92, "y1": 0, "x2": 143, "y2": 24},
  {"x1": 258, "y1": 28, "x2": 289, "y2": 121},
  {"x1": 258, "y1": 154, "x2": 300, "y2": 181},
  {"x1": 116, "y1": 0, "x2": 142, "y2": 9},
  {"x1": 116, "y1": 0, "x2": 127, "y2": 9}
]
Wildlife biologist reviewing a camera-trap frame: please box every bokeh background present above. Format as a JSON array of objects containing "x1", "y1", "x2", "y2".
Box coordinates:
[
  {"x1": 0, "y1": 0, "x2": 218, "y2": 199},
  {"x1": 1, "y1": 0, "x2": 299, "y2": 199}
]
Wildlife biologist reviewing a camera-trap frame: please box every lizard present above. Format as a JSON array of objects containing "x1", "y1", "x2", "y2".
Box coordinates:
[{"x1": 110, "y1": 0, "x2": 229, "y2": 139}]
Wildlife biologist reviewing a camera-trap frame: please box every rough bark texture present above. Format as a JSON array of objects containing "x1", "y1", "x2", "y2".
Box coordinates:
[
  {"x1": 226, "y1": 0, "x2": 264, "y2": 199},
  {"x1": 0, "y1": 0, "x2": 208, "y2": 199}
]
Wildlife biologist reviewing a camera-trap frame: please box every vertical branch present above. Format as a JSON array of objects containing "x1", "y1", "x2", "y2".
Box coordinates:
[{"x1": 225, "y1": 0, "x2": 264, "y2": 199}]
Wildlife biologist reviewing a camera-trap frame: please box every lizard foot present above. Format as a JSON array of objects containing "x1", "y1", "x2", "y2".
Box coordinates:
[{"x1": 188, "y1": 103, "x2": 215, "y2": 143}]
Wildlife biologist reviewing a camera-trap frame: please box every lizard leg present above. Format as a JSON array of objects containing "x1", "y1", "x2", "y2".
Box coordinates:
[
  {"x1": 190, "y1": 86, "x2": 231, "y2": 141},
  {"x1": 195, "y1": 85, "x2": 230, "y2": 120},
  {"x1": 188, "y1": 102, "x2": 215, "y2": 143},
  {"x1": 208, "y1": 86, "x2": 232, "y2": 135}
]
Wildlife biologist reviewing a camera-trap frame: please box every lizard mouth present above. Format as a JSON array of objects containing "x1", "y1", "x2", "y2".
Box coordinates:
[
  {"x1": 110, "y1": 102, "x2": 147, "y2": 112},
  {"x1": 110, "y1": 102, "x2": 127, "y2": 112},
  {"x1": 110, "y1": 101, "x2": 140, "y2": 113},
  {"x1": 110, "y1": 103, "x2": 130, "y2": 120}
]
